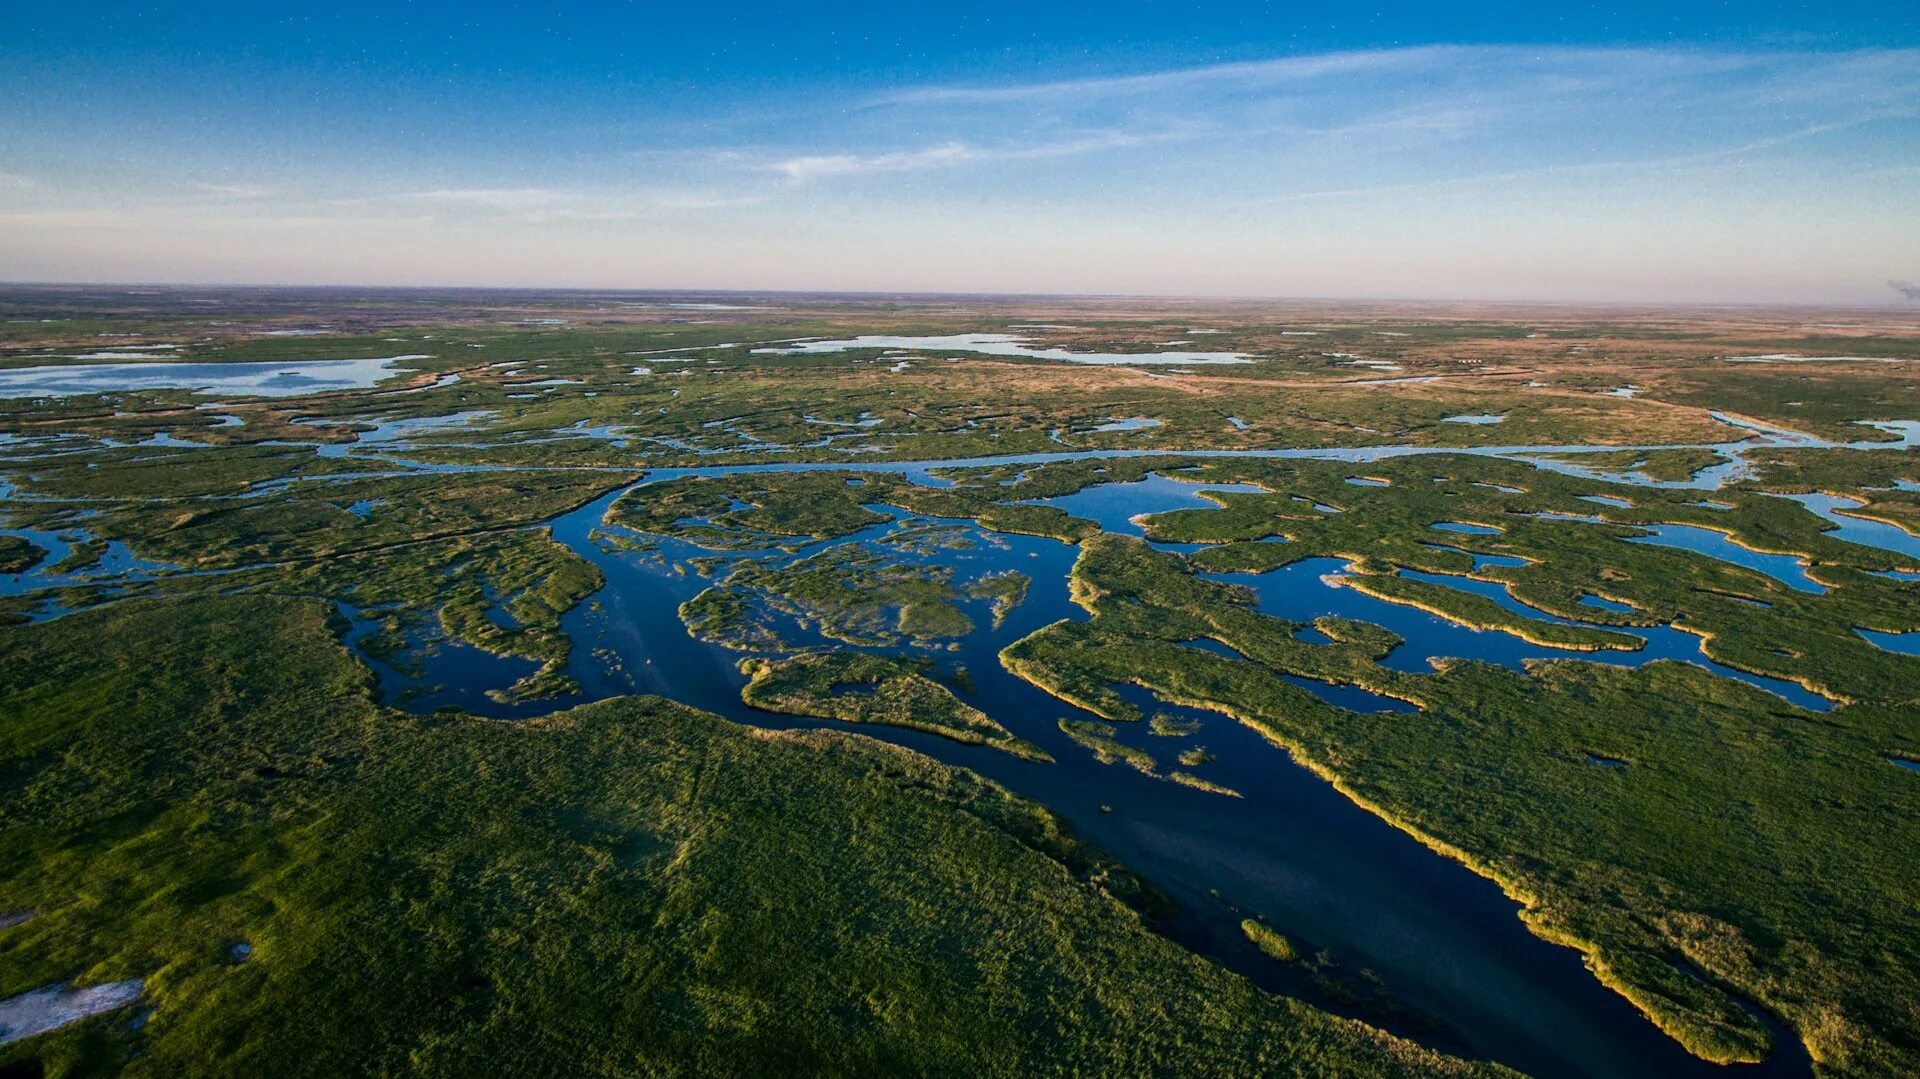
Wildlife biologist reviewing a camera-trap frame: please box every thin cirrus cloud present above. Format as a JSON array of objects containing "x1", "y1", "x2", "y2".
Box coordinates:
[
  {"x1": 867, "y1": 46, "x2": 1459, "y2": 107},
  {"x1": 190, "y1": 182, "x2": 270, "y2": 199},
  {"x1": 764, "y1": 44, "x2": 1920, "y2": 189},
  {"x1": 310, "y1": 186, "x2": 764, "y2": 223},
  {"x1": 769, "y1": 130, "x2": 1168, "y2": 180}
]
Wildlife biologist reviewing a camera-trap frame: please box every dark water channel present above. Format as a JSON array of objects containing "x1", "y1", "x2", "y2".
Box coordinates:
[{"x1": 326, "y1": 472, "x2": 1819, "y2": 1079}]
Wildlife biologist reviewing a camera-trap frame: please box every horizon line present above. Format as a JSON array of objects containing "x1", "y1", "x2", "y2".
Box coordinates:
[{"x1": 4, "y1": 279, "x2": 1917, "y2": 314}]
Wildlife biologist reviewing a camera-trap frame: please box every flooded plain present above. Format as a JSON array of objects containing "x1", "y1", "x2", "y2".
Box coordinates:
[{"x1": 9, "y1": 413, "x2": 1919, "y2": 1076}]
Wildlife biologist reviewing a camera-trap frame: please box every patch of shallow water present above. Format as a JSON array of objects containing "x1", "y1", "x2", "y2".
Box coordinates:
[
  {"x1": 1090, "y1": 417, "x2": 1162, "y2": 433},
  {"x1": 1724, "y1": 354, "x2": 1902, "y2": 364},
  {"x1": 0, "y1": 525, "x2": 175, "y2": 598},
  {"x1": 1021, "y1": 474, "x2": 1267, "y2": 540},
  {"x1": 1625, "y1": 525, "x2": 1825, "y2": 595},
  {"x1": 1578, "y1": 594, "x2": 1635, "y2": 613},
  {"x1": 1856, "y1": 628, "x2": 1920, "y2": 655},
  {"x1": 0, "y1": 356, "x2": 427, "y2": 399},
  {"x1": 1280, "y1": 674, "x2": 1419, "y2": 713},
  {"x1": 752, "y1": 333, "x2": 1254, "y2": 366},
  {"x1": 1421, "y1": 543, "x2": 1528, "y2": 570},
  {"x1": 1774, "y1": 493, "x2": 1920, "y2": 561},
  {"x1": 0, "y1": 980, "x2": 145, "y2": 1044}
]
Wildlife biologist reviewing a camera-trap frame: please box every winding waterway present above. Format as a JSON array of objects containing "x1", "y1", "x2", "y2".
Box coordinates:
[{"x1": 8, "y1": 414, "x2": 1918, "y2": 1075}]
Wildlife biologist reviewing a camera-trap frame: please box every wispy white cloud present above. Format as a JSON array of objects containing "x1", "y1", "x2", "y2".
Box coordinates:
[
  {"x1": 870, "y1": 47, "x2": 1459, "y2": 107},
  {"x1": 0, "y1": 171, "x2": 34, "y2": 190},
  {"x1": 1258, "y1": 107, "x2": 1920, "y2": 206},
  {"x1": 758, "y1": 44, "x2": 1920, "y2": 199},
  {"x1": 393, "y1": 187, "x2": 562, "y2": 209},
  {"x1": 774, "y1": 142, "x2": 979, "y2": 180},
  {"x1": 764, "y1": 129, "x2": 1182, "y2": 181},
  {"x1": 769, "y1": 131, "x2": 1168, "y2": 181},
  {"x1": 311, "y1": 184, "x2": 761, "y2": 224},
  {"x1": 191, "y1": 181, "x2": 270, "y2": 199}
]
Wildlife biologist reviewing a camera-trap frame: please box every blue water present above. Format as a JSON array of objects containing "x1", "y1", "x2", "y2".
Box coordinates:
[
  {"x1": 1776, "y1": 493, "x2": 1920, "y2": 562},
  {"x1": 0, "y1": 356, "x2": 426, "y2": 399},
  {"x1": 0, "y1": 523, "x2": 175, "y2": 599},
  {"x1": 1857, "y1": 628, "x2": 1920, "y2": 656},
  {"x1": 1022, "y1": 474, "x2": 1267, "y2": 539},
  {"x1": 1089, "y1": 416, "x2": 1162, "y2": 432},
  {"x1": 1280, "y1": 673, "x2": 1419, "y2": 713},
  {"x1": 1421, "y1": 543, "x2": 1529, "y2": 571},
  {"x1": 1578, "y1": 593, "x2": 1635, "y2": 613},
  {"x1": 1214, "y1": 561, "x2": 1829, "y2": 712},
  {"x1": 1626, "y1": 524, "x2": 1827, "y2": 595}
]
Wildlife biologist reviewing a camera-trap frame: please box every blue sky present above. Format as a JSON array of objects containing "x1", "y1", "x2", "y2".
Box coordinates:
[{"x1": 2, "y1": 2, "x2": 1917, "y2": 302}]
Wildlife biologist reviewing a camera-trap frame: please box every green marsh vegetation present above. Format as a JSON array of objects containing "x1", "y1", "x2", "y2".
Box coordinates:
[
  {"x1": 0, "y1": 595, "x2": 1500, "y2": 1077},
  {"x1": 963, "y1": 569, "x2": 1030, "y2": 628},
  {"x1": 9, "y1": 294, "x2": 1920, "y2": 1075},
  {"x1": 1245, "y1": 920, "x2": 1300, "y2": 963},
  {"x1": 1058, "y1": 719, "x2": 1158, "y2": 773},
  {"x1": 738, "y1": 651, "x2": 1049, "y2": 760},
  {"x1": 0, "y1": 535, "x2": 42, "y2": 574},
  {"x1": 1076, "y1": 453, "x2": 1920, "y2": 705},
  {"x1": 1002, "y1": 525, "x2": 1920, "y2": 1074},
  {"x1": 683, "y1": 544, "x2": 976, "y2": 650}
]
